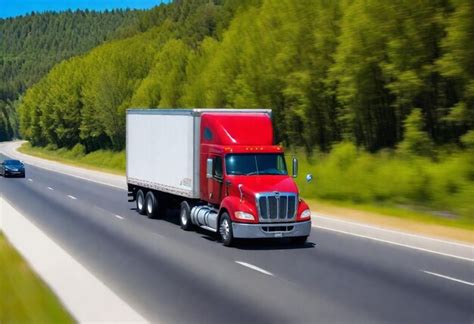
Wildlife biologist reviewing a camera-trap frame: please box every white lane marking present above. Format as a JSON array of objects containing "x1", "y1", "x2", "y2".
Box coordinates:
[
  {"x1": 235, "y1": 261, "x2": 274, "y2": 277},
  {"x1": 27, "y1": 178, "x2": 33, "y2": 182},
  {"x1": 47, "y1": 186, "x2": 54, "y2": 191},
  {"x1": 314, "y1": 214, "x2": 474, "y2": 248},
  {"x1": 422, "y1": 270, "x2": 474, "y2": 287},
  {"x1": 67, "y1": 195, "x2": 77, "y2": 200},
  {"x1": 114, "y1": 215, "x2": 124, "y2": 220},
  {"x1": 313, "y1": 225, "x2": 474, "y2": 263},
  {"x1": 51, "y1": 171, "x2": 125, "y2": 191}
]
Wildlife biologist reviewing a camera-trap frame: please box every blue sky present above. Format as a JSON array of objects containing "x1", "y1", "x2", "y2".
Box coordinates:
[{"x1": 0, "y1": 0, "x2": 169, "y2": 19}]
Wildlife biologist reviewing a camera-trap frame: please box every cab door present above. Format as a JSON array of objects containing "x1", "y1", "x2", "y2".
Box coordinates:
[{"x1": 207, "y1": 155, "x2": 224, "y2": 205}]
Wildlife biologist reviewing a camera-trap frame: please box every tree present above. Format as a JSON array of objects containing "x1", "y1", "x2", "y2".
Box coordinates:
[
  {"x1": 132, "y1": 39, "x2": 190, "y2": 108},
  {"x1": 398, "y1": 109, "x2": 434, "y2": 157},
  {"x1": 437, "y1": 0, "x2": 474, "y2": 139}
]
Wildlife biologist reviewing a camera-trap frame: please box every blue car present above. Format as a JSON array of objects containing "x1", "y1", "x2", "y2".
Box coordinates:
[{"x1": 0, "y1": 159, "x2": 26, "y2": 178}]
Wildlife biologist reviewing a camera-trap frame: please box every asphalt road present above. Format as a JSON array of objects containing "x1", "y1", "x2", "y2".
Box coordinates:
[{"x1": 0, "y1": 153, "x2": 472, "y2": 323}]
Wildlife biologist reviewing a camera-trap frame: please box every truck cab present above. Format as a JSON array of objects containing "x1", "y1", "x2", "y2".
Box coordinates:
[{"x1": 196, "y1": 112, "x2": 312, "y2": 245}]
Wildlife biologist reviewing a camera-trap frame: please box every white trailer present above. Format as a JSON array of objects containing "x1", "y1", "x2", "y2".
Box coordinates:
[{"x1": 126, "y1": 109, "x2": 201, "y2": 199}]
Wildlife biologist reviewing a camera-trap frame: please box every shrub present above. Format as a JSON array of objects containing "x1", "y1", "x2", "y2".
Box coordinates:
[
  {"x1": 398, "y1": 109, "x2": 434, "y2": 158},
  {"x1": 461, "y1": 130, "x2": 474, "y2": 149},
  {"x1": 294, "y1": 143, "x2": 474, "y2": 222},
  {"x1": 70, "y1": 144, "x2": 86, "y2": 158}
]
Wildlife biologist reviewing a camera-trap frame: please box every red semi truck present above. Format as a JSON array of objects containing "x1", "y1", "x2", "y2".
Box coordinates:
[{"x1": 126, "y1": 109, "x2": 312, "y2": 246}]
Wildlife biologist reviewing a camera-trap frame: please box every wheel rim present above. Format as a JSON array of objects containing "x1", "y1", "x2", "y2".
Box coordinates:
[
  {"x1": 147, "y1": 197, "x2": 153, "y2": 214},
  {"x1": 181, "y1": 209, "x2": 188, "y2": 225},
  {"x1": 137, "y1": 194, "x2": 144, "y2": 211},
  {"x1": 220, "y1": 218, "x2": 230, "y2": 240}
]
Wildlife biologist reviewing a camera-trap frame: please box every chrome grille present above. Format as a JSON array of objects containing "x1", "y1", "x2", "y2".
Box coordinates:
[{"x1": 256, "y1": 192, "x2": 297, "y2": 222}]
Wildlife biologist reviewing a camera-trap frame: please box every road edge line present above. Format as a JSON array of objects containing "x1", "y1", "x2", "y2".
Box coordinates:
[
  {"x1": 313, "y1": 225, "x2": 474, "y2": 263},
  {"x1": 314, "y1": 213, "x2": 474, "y2": 248}
]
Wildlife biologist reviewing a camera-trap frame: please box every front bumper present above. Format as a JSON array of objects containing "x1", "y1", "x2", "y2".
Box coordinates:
[
  {"x1": 232, "y1": 220, "x2": 311, "y2": 239},
  {"x1": 5, "y1": 170, "x2": 24, "y2": 176}
]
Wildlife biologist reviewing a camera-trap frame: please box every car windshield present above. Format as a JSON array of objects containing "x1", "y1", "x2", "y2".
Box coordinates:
[
  {"x1": 4, "y1": 160, "x2": 22, "y2": 166},
  {"x1": 225, "y1": 153, "x2": 288, "y2": 176}
]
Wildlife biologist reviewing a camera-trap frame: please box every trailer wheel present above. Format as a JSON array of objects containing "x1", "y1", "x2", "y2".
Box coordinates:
[
  {"x1": 136, "y1": 190, "x2": 146, "y2": 215},
  {"x1": 180, "y1": 201, "x2": 193, "y2": 231},
  {"x1": 145, "y1": 192, "x2": 159, "y2": 219},
  {"x1": 219, "y1": 213, "x2": 234, "y2": 247}
]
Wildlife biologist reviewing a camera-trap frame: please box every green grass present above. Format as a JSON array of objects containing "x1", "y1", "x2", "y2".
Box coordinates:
[
  {"x1": 0, "y1": 232, "x2": 74, "y2": 323},
  {"x1": 19, "y1": 142, "x2": 125, "y2": 175},
  {"x1": 293, "y1": 142, "x2": 474, "y2": 230}
]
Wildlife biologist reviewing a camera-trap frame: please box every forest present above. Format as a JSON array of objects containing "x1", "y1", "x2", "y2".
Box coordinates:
[
  {"x1": 17, "y1": 0, "x2": 473, "y2": 152},
  {"x1": 0, "y1": 8, "x2": 141, "y2": 140},
  {"x1": 10, "y1": 0, "x2": 474, "y2": 220}
]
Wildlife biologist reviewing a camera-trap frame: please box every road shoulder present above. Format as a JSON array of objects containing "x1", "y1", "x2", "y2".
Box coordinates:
[{"x1": 0, "y1": 196, "x2": 147, "y2": 323}]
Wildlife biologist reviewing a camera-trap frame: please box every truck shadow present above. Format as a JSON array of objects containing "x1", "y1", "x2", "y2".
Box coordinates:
[
  {"x1": 229, "y1": 239, "x2": 315, "y2": 250},
  {"x1": 196, "y1": 229, "x2": 316, "y2": 251},
  {"x1": 133, "y1": 208, "x2": 316, "y2": 250}
]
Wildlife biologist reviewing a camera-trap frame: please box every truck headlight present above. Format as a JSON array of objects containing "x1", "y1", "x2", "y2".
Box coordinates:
[
  {"x1": 235, "y1": 211, "x2": 255, "y2": 221},
  {"x1": 300, "y1": 209, "x2": 311, "y2": 220}
]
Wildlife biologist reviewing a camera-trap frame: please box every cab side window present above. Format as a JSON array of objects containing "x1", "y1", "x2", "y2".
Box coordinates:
[{"x1": 213, "y1": 156, "x2": 223, "y2": 180}]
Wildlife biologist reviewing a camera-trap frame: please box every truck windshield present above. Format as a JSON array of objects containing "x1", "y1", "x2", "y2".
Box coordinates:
[{"x1": 225, "y1": 154, "x2": 288, "y2": 176}]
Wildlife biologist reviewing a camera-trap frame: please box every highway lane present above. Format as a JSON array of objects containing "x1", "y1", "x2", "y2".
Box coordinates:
[{"x1": 0, "y1": 154, "x2": 473, "y2": 323}]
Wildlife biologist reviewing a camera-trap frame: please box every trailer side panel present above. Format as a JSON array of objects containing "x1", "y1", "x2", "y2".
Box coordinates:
[{"x1": 126, "y1": 111, "x2": 199, "y2": 198}]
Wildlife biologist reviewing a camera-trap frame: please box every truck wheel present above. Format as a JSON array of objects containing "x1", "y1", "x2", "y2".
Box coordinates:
[
  {"x1": 145, "y1": 192, "x2": 159, "y2": 219},
  {"x1": 291, "y1": 236, "x2": 308, "y2": 245},
  {"x1": 136, "y1": 190, "x2": 146, "y2": 215},
  {"x1": 219, "y1": 213, "x2": 234, "y2": 247},
  {"x1": 180, "y1": 201, "x2": 193, "y2": 231}
]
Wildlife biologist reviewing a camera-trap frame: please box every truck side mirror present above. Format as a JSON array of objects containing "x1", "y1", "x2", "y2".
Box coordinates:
[
  {"x1": 292, "y1": 157, "x2": 298, "y2": 178},
  {"x1": 206, "y1": 158, "x2": 213, "y2": 179}
]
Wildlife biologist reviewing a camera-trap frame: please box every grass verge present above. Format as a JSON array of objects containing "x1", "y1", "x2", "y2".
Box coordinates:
[{"x1": 0, "y1": 232, "x2": 74, "y2": 323}]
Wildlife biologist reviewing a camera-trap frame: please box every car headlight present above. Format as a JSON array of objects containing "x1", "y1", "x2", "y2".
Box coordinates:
[
  {"x1": 300, "y1": 209, "x2": 311, "y2": 220},
  {"x1": 235, "y1": 211, "x2": 255, "y2": 221}
]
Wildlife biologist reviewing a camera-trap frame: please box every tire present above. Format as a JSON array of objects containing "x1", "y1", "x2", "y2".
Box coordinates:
[
  {"x1": 219, "y1": 212, "x2": 234, "y2": 247},
  {"x1": 291, "y1": 236, "x2": 308, "y2": 245},
  {"x1": 145, "y1": 191, "x2": 159, "y2": 219},
  {"x1": 179, "y1": 201, "x2": 193, "y2": 231},
  {"x1": 136, "y1": 189, "x2": 146, "y2": 215}
]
